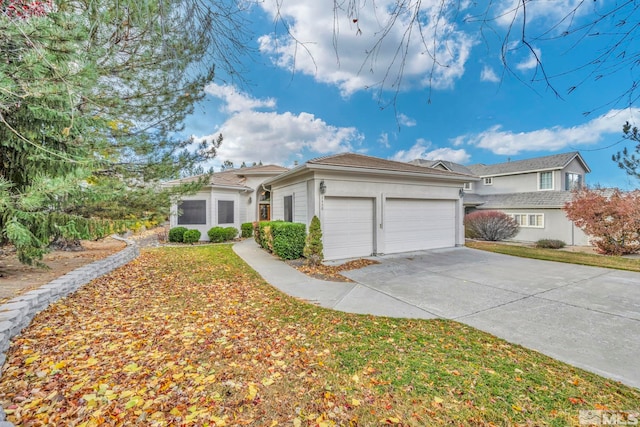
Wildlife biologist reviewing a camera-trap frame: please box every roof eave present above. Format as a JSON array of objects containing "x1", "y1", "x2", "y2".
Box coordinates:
[{"x1": 306, "y1": 163, "x2": 479, "y2": 182}]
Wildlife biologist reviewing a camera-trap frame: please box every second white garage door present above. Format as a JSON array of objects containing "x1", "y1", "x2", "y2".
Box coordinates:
[
  {"x1": 323, "y1": 197, "x2": 375, "y2": 260},
  {"x1": 385, "y1": 198, "x2": 456, "y2": 254}
]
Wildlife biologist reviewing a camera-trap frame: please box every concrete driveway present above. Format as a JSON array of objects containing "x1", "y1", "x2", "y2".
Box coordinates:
[{"x1": 342, "y1": 247, "x2": 640, "y2": 389}]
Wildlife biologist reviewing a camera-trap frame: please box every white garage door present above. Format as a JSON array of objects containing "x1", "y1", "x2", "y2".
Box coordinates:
[
  {"x1": 385, "y1": 198, "x2": 456, "y2": 253},
  {"x1": 323, "y1": 197, "x2": 374, "y2": 260}
]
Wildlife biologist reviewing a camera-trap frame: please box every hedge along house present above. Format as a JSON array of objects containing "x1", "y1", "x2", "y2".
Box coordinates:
[
  {"x1": 263, "y1": 153, "x2": 477, "y2": 260},
  {"x1": 165, "y1": 165, "x2": 288, "y2": 240}
]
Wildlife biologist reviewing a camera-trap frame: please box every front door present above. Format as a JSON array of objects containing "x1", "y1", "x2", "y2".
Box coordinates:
[{"x1": 259, "y1": 204, "x2": 271, "y2": 221}]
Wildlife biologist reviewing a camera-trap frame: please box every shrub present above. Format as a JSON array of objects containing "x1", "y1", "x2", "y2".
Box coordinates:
[
  {"x1": 241, "y1": 222, "x2": 253, "y2": 238},
  {"x1": 271, "y1": 222, "x2": 306, "y2": 260},
  {"x1": 207, "y1": 227, "x2": 226, "y2": 243},
  {"x1": 183, "y1": 229, "x2": 201, "y2": 244},
  {"x1": 303, "y1": 216, "x2": 324, "y2": 265},
  {"x1": 564, "y1": 188, "x2": 640, "y2": 255},
  {"x1": 168, "y1": 226, "x2": 188, "y2": 243},
  {"x1": 224, "y1": 227, "x2": 238, "y2": 240},
  {"x1": 465, "y1": 211, "x2": 519, "y2": 241},
  {"x1": 535, "y1": 239, "x2": 566, "y2": 249},
  {"x1": 258, "y1": 221, "x2": 274, "y2": 251}
]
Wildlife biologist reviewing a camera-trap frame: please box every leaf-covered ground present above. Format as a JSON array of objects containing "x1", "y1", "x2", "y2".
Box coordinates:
[
  {"x1": 1, "y1": 246, "x2": 638, "y2": 426},
  {"x1": 287, "y1": 259, "x2": 380, "y2": 282}
]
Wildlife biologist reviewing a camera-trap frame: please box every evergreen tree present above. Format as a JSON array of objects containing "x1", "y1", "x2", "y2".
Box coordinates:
[{"x1": 0, "y1": 0, "x2": 249, "y2": 264}]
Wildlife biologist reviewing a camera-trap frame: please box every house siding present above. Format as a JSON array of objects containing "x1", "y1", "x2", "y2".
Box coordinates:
[
  {"x1": 497, "y1": 208, "x2": 590, "y2": 246},
  {"x1": 271, "y1": 180, "x2": 308, "y2": 224}
]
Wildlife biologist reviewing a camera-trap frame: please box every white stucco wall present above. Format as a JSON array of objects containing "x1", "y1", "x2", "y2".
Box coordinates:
[{"x1": 270, "y1": 170, "x2": 466, "y2": 254}]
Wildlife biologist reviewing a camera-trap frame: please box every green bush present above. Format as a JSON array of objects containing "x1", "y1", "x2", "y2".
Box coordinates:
[
  {"x1": 183, "y1": 229, "x2": 201, "y2": 244},
  {"x1": 271, "y1": 221, "x2": 306, "y2": 260},
  {"x1": 168, "y1": 226, "x2": 188, "y2": 243},
  {"x1": 224, "y1": 227, "x2": 238, "y2": 240},
  {"x1": 241, "y1": 222, "x2": 253, "y2": 238},
  {"x1": 207, "y1": 227, "x2": 226, "y2": 243},
  {"x1": 303, "y1": 215, "x2": 324, "y2": 265},
  {"x1": 535, "y1": 239, "x2": 566, "y2": 249}
]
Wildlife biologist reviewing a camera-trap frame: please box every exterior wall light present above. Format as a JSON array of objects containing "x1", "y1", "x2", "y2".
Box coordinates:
[{"x1": 319, "y1": 180, "x2": 327, "y2": 194}]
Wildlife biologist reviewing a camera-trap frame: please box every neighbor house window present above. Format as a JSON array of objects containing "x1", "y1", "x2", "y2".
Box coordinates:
[
  {"x1": 484, "y1": 177, "x2": 493, "y2": 185},
  {"x1": 565, "y1": 173, "x2": 582, "y2": 190},
  {"x1": 178, "y1": 200, "x2": 206, "y2": 225},
  {"x1": 511, "y1": 213, "x2": 544, "y2": 228},
  {"x1": 217, "y1": 200, "x2": 234, "y2": 224},
  {"x1": 539, "y1": 171, "x2": 553, "y2": 190},
  {"x1": 284, "y1": 195, "x2": 293, "y2": 222},
  {"x1": 463, "y1": 182, "x2": 472, "y2": 190}
]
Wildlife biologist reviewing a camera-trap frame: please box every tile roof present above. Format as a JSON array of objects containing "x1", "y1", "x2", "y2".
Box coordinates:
[
  {"x1": 307, "y1": 152, "x2": 474, "y2": 178},
  {"x1": 466, "y1": 152, "x2": 587, "y2": 176},
  {"x1": 410, "y1": 159, "x2": 475, "y2": 175},
  {"x1": 164, "y1": 164, "x2": 288, "y2": 188},
  {"x1": 464, "y1": 191, "x2": 575, "y2": 208}
]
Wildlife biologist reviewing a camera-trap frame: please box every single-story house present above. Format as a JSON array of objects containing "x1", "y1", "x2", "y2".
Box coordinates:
[
  {"x1": 264, "y1": 153, "x2": 476, "y2": 260},
  {"x1": 165, "y1": 164, "x2": 288, "y2": 237}
]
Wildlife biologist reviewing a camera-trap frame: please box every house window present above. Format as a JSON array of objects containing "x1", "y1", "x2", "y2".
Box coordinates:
[
  {"x1": 484, "y1": 177, "x2": 493, "y2": 185},
  {"x1": 217, "y1": 200, "x2": 234, "y2": 224},
  {"x1": 565, "y1": 173, "x2": 582, "y2": 190},
  {"x1": 511, "y1": 213, "x2": 544, "y2": 228},
  {"x1": 463, "y1": 182, "x2": 472, "y2": 190},
  {"x1": 178, "y1": 200, "x2": 206, "y2": 225},
  {"x1": 539, "y1": 171, "x2": 553, "y2": 190},
  {"x1": 284, "y1": 195, "x2": 293, "y2": 222}
]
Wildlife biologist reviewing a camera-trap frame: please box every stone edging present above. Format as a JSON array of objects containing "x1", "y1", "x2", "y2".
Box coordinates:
[{"x1": 0, "y1": 236, "x2": 140, "y2": 426}]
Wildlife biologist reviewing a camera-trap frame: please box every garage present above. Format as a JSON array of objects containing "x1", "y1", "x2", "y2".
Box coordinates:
[
  {"x1": 323, "y1": 197, "x2": 375, "y2": 260},
  {"x1": 385, "y1": 198, "x2": 456, "y2": 253}
]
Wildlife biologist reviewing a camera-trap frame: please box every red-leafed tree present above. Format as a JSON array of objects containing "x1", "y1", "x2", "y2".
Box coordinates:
[
  {"x1": 0, "y1": 0, "x2": 51, "y2": 18},
  {"x1": 564, "y1": 189, "x2": 640, "y2": 255}
]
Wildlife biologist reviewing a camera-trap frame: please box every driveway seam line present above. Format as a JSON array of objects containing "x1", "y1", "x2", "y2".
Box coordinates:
[{"x1": 346, "y1": 280, "x2": 440, "y2": 318}]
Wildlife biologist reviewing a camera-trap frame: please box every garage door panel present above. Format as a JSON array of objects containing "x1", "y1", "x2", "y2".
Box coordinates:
[
  {"x1": 386, "y1": 199, "x2": 455, "y2": 253},
  {"x1": 323, "y1": 197, "x2": 374, "y2": 260}
]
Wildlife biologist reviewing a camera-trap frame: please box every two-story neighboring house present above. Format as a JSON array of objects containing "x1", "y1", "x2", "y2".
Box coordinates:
[{"x1": 411, "y1": 152, "x2": 591, "y2": 246}]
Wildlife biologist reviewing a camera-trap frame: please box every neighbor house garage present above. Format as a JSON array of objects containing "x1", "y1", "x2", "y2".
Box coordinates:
[{"x1": 264, "y1": 153, "x2": 476, "y2": 260}]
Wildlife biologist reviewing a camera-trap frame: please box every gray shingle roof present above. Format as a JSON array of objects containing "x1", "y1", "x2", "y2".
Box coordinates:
[
  {"x1": 464, "y1": 191, "x2": 575, "y2": 208},
  {"x1": 466, "y1": 152, "x2": 589, "y2": 176},
  {"x1": 409, "y1": 159, "x2": 475, "y2": 175}
]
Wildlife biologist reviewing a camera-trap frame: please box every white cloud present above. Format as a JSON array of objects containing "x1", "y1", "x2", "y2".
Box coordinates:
[
  {"x1": 398, "y1": 113, "x2": 417, "y2": 127},
  {"x1": 391, "y1": 139, "x2": 470, "y2": 163},
  {"x1": 378, "y1": 132, "x2": 391, "y2": 148},
  {"x1": 480, "y1": 65, "x2": 500, "y2": 83},
  {"x1": 194, "y1": 84, "x2": 363, "y2": 166},
  {"x1": 258, "y1": 1, "x2": 476, "y2": 96},
  {"x1": 204, "y1": 83, "x2": 276, "y2": 113},
  {"x1": 516, "y1": 48, "x2": 541, "y2": 71},
  {"x1": 457, "y1": 108, "x2": 640, "y2": 155},
  {"x1": 494, "y1": 0, "x2": 592, "y2": 29}
]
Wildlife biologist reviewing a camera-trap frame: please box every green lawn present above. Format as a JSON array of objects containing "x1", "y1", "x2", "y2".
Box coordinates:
[
  {"x1": 466, "y1": 240, "x2": 640, "y2": 272},
  {"x1": 1, "y1": 245, "x2": 638, "y2": 426}
]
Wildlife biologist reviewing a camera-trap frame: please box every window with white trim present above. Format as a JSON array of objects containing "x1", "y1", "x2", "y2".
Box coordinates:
[
  {"x1": 284, "y1": 195, "x2": 293, "y2": 222},
  {"x1": 217, "y1": 200, "x2": 234, "y2": 224},
  {"x1": 539, "y1": 171, "x2": 553, "y2": 190},
  {"x1": 178, "y1": 200, "x2": 206, "y2": 225},
  {"x1": 483, "y1": 177, "x2": 493, "y2": 185},
  {"x1": 511, "y1": 213, "x2": 544, "y2": 228},
  {"x1": 565, "y1": 172, "x2": 582, "y2": 190},
  {"x1": 463, "y1": 182, "x2": 472, "y2": 190}
]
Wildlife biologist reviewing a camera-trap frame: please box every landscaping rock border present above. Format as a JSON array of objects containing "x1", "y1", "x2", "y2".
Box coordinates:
[{"x1": 0, "y1": 236, "x2": 139, "y2": 425}]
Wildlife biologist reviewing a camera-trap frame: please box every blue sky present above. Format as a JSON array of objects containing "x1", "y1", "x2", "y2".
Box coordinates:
[{"x1": 183, "y1": 1, "x2": 639, "y2": 189}]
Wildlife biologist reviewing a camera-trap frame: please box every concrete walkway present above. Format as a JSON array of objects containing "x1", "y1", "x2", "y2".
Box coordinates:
[{"x1": 233, "y1": 239, "x2": 640, "y2": 389}]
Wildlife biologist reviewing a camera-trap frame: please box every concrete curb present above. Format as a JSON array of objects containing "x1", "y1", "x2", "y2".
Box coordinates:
[{"x1": 0, "y1": 236, "x2": 139, "y2": 425}]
